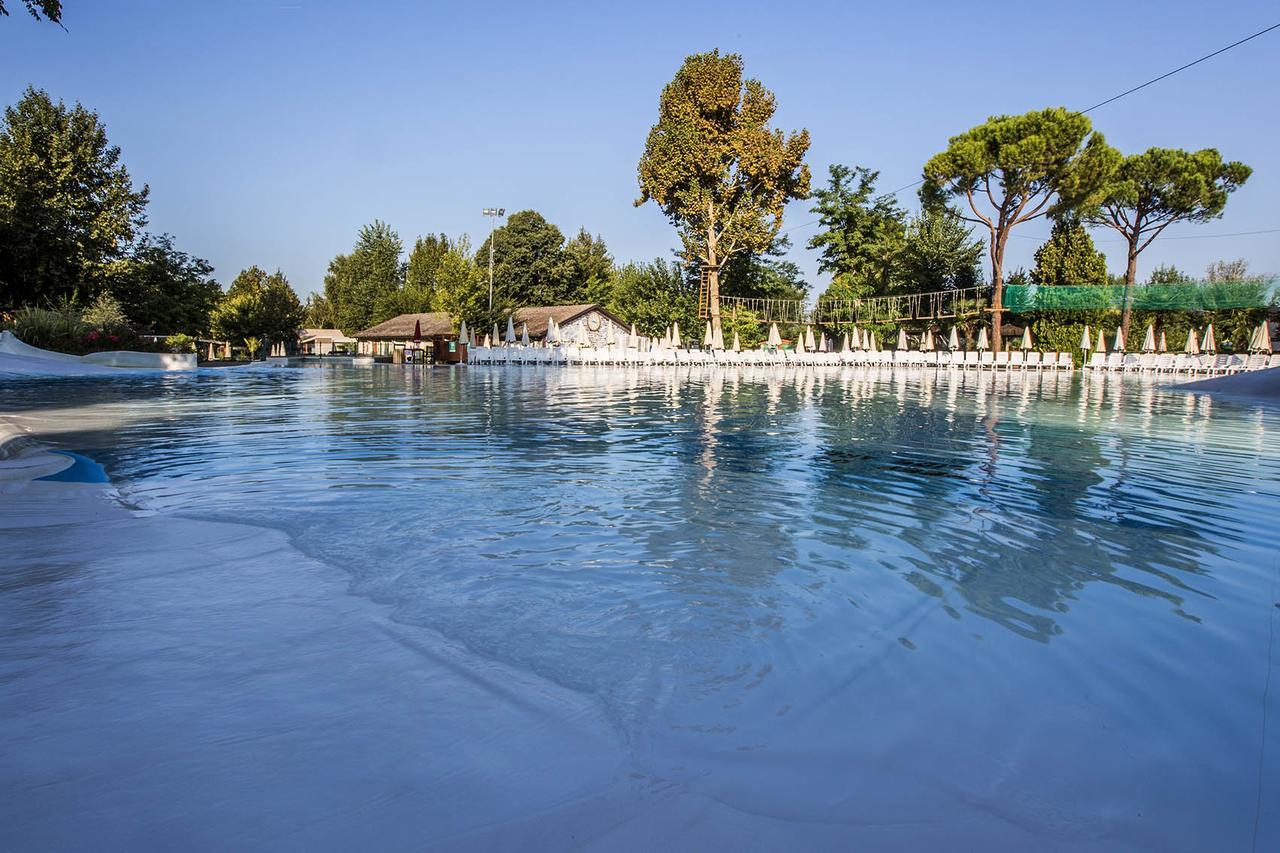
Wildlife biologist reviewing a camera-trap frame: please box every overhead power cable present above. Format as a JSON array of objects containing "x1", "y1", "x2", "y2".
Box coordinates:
[{"x1": 782, "y1": 20, "x2": 1280, "y2": 240}]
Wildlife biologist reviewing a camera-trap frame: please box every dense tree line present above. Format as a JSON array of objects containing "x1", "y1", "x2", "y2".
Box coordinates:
[
  {"x1": 2, "y1": 54, "x2": 1265, "y2": 358},
  {"x1": 311, "y1": 208, "x2": 806, "y2": 344},
  {"x1": 808, "y1": 164, "x2": 984, "y2": 303},
  {"x1": 0, "y1": 87, "x2": 309, "y2": 354}
]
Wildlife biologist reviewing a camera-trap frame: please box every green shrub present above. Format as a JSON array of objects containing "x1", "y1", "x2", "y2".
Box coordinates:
[
  {"x1": 4, "y1": 304, "x2": 166, "y2": 355},
  {"x1": 8, "y1": 306, "x2": 90, "y2": 350},
  {"x1": 164, "y1": 333, "x2": 197, "y2": 353},
  {"x1": 81, "y1": 292, "x2": 129, "y2": 331}
]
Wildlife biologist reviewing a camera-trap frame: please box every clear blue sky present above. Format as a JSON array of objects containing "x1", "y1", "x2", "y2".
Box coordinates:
[{"x1": 2, "y1": 1, "x2": 1277, "y2": 298}]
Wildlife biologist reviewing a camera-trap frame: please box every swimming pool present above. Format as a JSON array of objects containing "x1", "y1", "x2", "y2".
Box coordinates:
[{"x1": 2, "y1": 365, "x2": 1278, "y2": 849}]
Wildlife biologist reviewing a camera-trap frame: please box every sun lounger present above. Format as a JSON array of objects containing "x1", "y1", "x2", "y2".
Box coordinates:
[{"x1": 979, "y1": 351, "x2": 994, "y2": 370}]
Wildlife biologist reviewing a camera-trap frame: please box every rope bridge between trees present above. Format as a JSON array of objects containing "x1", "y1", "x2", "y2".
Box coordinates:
[
  {"x1": 814, "y1": 285, "x2": 993, "y2": 325},
  {"x1": 716, "y1": 285, "x2": 992, "y2": 327}
]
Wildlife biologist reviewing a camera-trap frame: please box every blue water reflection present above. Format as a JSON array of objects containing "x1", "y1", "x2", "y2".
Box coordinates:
[{"x1": 2, "y1": 364, "x2": 1278, "y2": 848}]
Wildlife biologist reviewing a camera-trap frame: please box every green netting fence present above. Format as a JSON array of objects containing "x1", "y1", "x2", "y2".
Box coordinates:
[{"x1": 1003, "y1": 280, "x2": 1279, "y2": 313}]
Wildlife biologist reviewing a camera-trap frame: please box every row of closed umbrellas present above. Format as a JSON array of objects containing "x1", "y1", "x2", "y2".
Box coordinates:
[
  {"x1": 1079, "y1": 321, "x2": 1272, "y2": 355},
  {"x1": 449, "y1": 316, "x2": 1272, "y2": 356}
]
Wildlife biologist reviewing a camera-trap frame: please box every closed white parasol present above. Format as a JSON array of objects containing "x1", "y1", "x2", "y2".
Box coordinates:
[
  {"x1": 1184, "y1": 327, "x2": 1200, "y2": 354},
  {"x1": 1203, "y1": 324, "x2": 1216, "y2": 353},
  {"x1": 1020, "y1": 326, "x2": 1033, "y2": 350},
  {"x1": 976, "y1": 326, "x2": 989, "y2": 351},
  {"x1": 1079, "y1": 325, "x2": 1091, "y2": 352},
  {"x1": 1250, "y1": 321, "x2": 1272, "y2": 353},
  {"x1": 1141, "y1": 324, "x2": 1155, "y2": 353},
  {"x1": 949, "y1": 326, "x2": 960, "y2": 351}
]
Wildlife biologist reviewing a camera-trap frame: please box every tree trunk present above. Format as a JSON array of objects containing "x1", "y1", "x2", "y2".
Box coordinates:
[
  {"x1": 1119, "y1": 238, "x2": 1139, "y2": 342},
  {"x1": 989, "y1": 232, "x2": 1005, "y2": 353},
  {"x1": 709, "y1": 265, "x2": 722, "y2": 338},
  {"x1": 707, "y1": 215, "x2": 722, "y2": 340}
]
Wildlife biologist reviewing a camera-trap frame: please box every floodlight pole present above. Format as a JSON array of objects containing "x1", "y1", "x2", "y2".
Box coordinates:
[{"x1": 482, "y1": 207, "x2": 505, "y2": 309}]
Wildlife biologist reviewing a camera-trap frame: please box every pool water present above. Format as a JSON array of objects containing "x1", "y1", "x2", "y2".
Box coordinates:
[{"x1": 3, "y1": 365, "x2": 1279, "y2": 849}]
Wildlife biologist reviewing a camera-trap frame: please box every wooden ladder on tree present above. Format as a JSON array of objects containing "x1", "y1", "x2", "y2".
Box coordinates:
[{"x1": 698, "y1": 266, "x2": 712, "y2": 320}]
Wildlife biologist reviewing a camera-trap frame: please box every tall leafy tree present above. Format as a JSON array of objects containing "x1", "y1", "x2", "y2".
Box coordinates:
[
  {"x1": 1204, "y1": 258, "x2": 1254, "y2": 284},
  {"x1": 211, "y1": 266, "x2": 304, "y2": 348},
  {"x1": 897, "y1": 208, "x2": 984, "y2": 294},
  {"x1": 808, "y1": 164, "x2": 906, "y2": 299},
  {"x1": 474, "y1": 210, "x2": 575, "y2": 306},
  {"x1": 433, "y1": 235, "x2": 510, "y2": 333},
  {"x1": 0, "y1": 1, "x2": 61, "y2": 22},
  {"x1": 1147, "y1": 264, "x2": 1191, "y2": 285},
  {"x1": 0, "y1": 87, "x2": 149, "y2": 307},
  {"x1": 1082, "y1": 147, "x2": 1250, "y2": 336},
  {"x1": 303, "y1": 293, "x2": 335, "y2": 328},
  {"x1": 107, "y1": 233, "x2": 221, "y2": 334},
  {"x1": 720, "y1": 237, "x2": 808, "y2": 301},
  {"x1": 1030, "y1": 215, "x2": 1107, "y2": 286},
  {"x1": 564, "y1": 229, "x2": 613, "y2": 299},
  {"x1": 603, "y1": 258, "x2": 697, "y2": 338},
  {"x1": 322, "y1": 220, "x2": 404, "y2": 333},
  {"x1": 405, "y1": 233, "x2": 450, "y2": 302},
  {"x1": 921, "y1": 107, "x2": 1118, "y2": 349},
  {"x1": 636, "y1": 50, "x2": 810, "y2": 337}
]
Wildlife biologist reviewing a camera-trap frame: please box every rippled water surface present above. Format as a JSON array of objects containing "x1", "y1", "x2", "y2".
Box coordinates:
[{"x1": 4, "y1": 364, "x2": 1279, "y2": 849}]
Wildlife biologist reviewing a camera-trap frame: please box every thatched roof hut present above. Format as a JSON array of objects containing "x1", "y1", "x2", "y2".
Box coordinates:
[{"x1": 355, "y1": 312, "x2": 455, "y2": 340}]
